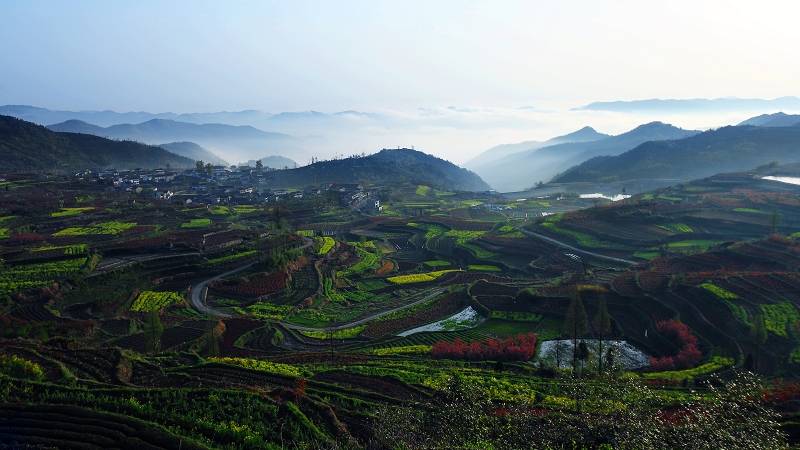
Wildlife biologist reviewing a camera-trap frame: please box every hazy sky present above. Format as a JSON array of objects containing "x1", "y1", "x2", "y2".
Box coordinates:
[
  {"x1": 2, "y1": 0, "x2": 800, "y2": 162},
  {"x1": 2, "y1": 0, "x2": 799, "y2": 112}
]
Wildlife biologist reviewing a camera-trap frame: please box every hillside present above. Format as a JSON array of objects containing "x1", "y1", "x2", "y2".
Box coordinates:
[
  {"x1": 47, "y1": 118, "x2": 295, "y2": 143},
  {"x1": 473, "y1": 122, "x2": 697, "y2": 192},
  {"x1": 45, "y1": 118, "x2": 306, "y2": 164},
  {"x1": 552, "y1": 125, "x2": 800, "y2": 183},
  {"x1": 0, "y1": 115, "x2": 194, "y2": 171},
  {"x1": 462, "y1": 126, "x2": 609, "y2": 170},
  {"x1": 240, "y1": 155, "x2": 298, "y2": 170},
  {"x1": 264, "y1": 148, "x2": 489, "y2": 191},
  {"x1": 575, "y1": 96, "x2": 800, "y2": 113},
  {"x1": 158, "y1": 141, "x2": 228, "y2": 166},
  {"x1": 738, "y1": 112, "x2": 800, "y2": 127}
]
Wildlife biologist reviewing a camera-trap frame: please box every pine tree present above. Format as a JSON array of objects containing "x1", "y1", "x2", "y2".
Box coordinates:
[
  {"x1": 593, "y1": 298, "x2": 612, "y2": 375},
  {"x1": 749, "y1": 313, "x2": 767, "y2": 373},
  {"x1": 564, "y1": 289, "x2": 589, "y2": 376},
  {"x1": 143, "y1": 310, "x2": 163, "y2": 354}
]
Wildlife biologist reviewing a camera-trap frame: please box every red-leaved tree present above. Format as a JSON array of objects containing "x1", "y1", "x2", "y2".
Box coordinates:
[{"x1": 649, "y1": 320, "x2": 702, "y2": 370}]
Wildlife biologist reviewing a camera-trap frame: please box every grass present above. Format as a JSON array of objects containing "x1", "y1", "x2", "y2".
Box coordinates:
[
  {"x1": 415, "y1": 185, "x2": 432, "y2": 196},
  {"x1": 423, "y1": 260, "x2": 451, "y2": 267},
  {"x1": 51, "y1": 207, "x2": 93, "y2": 217},
  {"x1": 299, "y1": 325, "x2": 366, "y2": 339},
  {"x1": 642, "y1": 356, "x2": 734, "y2": 380},
  {"x1": 208, "y1": 357, "x2": 302, "y2": 377},
  {"x1": 699, "y1": 283, "x2": 738, "y2": 299},
  {"x1": 296, "y1": 230, "x2": 314, "y2": 237},
  {"x1": 130, "y1": 291, "x2": 183, "y2": 312},
  {"x1": 387, "y1": 270, "x2": 462, "y2": 284},
  {"x1": 760, "y1": 301, "x2": 800, "y2": 338},
  {"x1": 734, "y1": 208, "x2": 768, "y2": 214},
  {"x1": 207, "y1": 250, "x2": 257, "y2": 266},
  {"x1": 460, "y1": 243, "x2": 497, "y2": 259},
  {"x1": 53, "y1": 221, "x2": 137, "y2": 236},
  {"x1": 468, "y1": 265, "x2": 502, "y2": 272},
  {"x1": 373, "y1": 345, "x2": 432, "y2": 356},
  {"x1": 474, "y1": 319, "x2": 540, "y2": 338},
  {"x1": 318, "y1": 237, "x2": 335, "y2": 255},
  {"x1": 182, "y1": 218, "x2": 212, "y2": 228},
  {"x1": 657, "y1": 223, "x2": 693, "y2": 233},
  {"x1": 540, "y1": 222, "x2": 614, "y2": 248},
  {"x1": 489, "y1": 311, "x2": 541, "y2": 322}
]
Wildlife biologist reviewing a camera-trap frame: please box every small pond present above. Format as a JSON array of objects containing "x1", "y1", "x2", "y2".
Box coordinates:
[
  {"x1": 538, "y1": 339, "x2": 650, "y2": 369},
  {"x1": 762, "y1": 176, "x2": 800, "y2": 186},
  {"x1": 398, "y1": 307, "x2": 485, "y2": 337},
  {"x1": 579, "y1": 193, "x2": 632, "y2": 202}
]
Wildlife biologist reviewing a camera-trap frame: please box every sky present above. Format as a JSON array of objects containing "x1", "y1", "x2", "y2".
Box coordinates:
[{"x1": 2, "y1": 0, "x2": 800, "y2": 163}]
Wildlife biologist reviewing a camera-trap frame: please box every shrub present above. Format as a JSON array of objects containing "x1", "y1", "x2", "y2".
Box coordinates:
[
  {"x1": 431, "y1": 333, "x2": 537, "y2": 361},
  {"x1": 648, "y1": 320, "x2": 702, "y2": 370}
]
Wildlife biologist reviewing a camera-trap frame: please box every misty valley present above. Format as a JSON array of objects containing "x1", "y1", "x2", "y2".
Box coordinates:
[{"x1": 1, "y1": 105, "x2": 800, "y2": 449}]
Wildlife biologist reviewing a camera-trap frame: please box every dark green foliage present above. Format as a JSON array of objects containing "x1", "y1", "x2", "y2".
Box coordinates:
[
  {"x1": 143, "y1": 310, "x2": 163, "y2": 354},
  {"x1": 262, "y1": 148, "x2": 490, "y2": 191},
  {"x1": 372, "y1": 372, "x2": 785, "y2": 450},
  {"x1": 564, "y1": 290, "x2": 589, "y2": 374},
  {"x1": 593, "y1": 298, "x2": 612, "y2": 375},
  {"x1": 0, "y1": 115, "x2": 194, "y2": 171},
  {"x1": 750, "y1": 313, "x2": 768, "y2": 373}
]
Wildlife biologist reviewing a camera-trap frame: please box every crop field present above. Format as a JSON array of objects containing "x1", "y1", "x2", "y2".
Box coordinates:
[
  {"x1": 130, "y1": 291, "x2": 184, "y2": 312},
  {"x1": 181, "y1": 218, "x2": 211, "y2": 228},
  {"x1": 53, "y1": 221, "x2": 137, "y2": 236},
  {"x1": 3, "y1": 169, "x2": 800, "y2": 447}
]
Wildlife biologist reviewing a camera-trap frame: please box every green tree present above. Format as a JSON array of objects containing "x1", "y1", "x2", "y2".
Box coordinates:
[
  {"x1": 143, "y1": 310, "x2": 163, "y2": 354},
  {"x1": 256, "y1": 159, "x2": 264, "y2": 171},
  {"x1": 564, "y1": 289, "x2": 589, "y2": 376},
  {"x1": 749, "y1": 313, "x2": 767, "y2": 373},
  {"x1": 205, "y1": 162, "x2": 213, "y2": 175},
  {"x1": 769, "y1": 207, "x2": 781, "y2": 234},
  {"x1": 593, "y1": 297, "x2": 612, "y2": 375},
  {"x1": 195, "y1": 160, "x2": 204, "y2": 172}
]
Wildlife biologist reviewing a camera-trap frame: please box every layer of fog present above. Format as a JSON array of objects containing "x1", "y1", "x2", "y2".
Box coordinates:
[{"x1": 209, "y1": 106, "x2": 800, "y2": 167}]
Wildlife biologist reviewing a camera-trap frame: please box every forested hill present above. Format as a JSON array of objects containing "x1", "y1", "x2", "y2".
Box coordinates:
[
  {"x1": 0, "y1": 115, "x2": 195, "y2": 171},
  {"x1": 552, "y1": 125, "x2": 800, "y2": 183},
  {"x1": 265, "y1": 148, "x2": 491, "y2": 191}
]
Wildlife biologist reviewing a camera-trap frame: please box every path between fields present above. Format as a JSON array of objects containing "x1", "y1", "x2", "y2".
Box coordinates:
[
  {"x1": 190, "y1": 263, "x2": 256, "y2": 317},
  {"x1": 279, "y1": 287, "x2": 448, "y2": 332},
  {"x1": 189, "y1": 236, "x2": 315, "y2": 317},
  {"x1": 517, "y1": 228, "x2": 638, "y2": 266}
]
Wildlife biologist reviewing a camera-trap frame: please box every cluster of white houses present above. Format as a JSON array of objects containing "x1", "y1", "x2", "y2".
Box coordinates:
[{"x1": 78, "y1": 167, "x2": 382, "y2": 212}]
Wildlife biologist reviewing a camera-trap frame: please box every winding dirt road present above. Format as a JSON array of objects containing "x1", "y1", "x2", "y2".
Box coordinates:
[
  {"x1": 517, "y1": 228, "x2": 638, "y2": 266},
  {"x1": 279, "y1": 287, "x2": 447, "y2": 331}
]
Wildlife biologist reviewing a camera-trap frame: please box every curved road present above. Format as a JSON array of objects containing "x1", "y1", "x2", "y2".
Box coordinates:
[
  {"x1": 189, "y1": 235, "x2": 316, "y2": 317},
  {"x1": 279, "y1": 287, "x2": 447, "y2": 331},
  {"x1": 517, "y1": 228, "x2": 638, "y2": 266},
  {"x1": 190, "y1": 263, "x2": 256, "y2": 317}
]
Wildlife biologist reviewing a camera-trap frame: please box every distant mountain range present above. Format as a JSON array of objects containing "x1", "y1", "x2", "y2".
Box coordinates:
[
  {"x1": 157, "y1": 142, "x2": 229, "y2": 166},
  {"x1": 0, "y1": 115, "x2": 194, "y2": 171},
  {"x1": 461, "y1": 126, "x2": 609, "y2": 171},
  {"x1": 574, "y1": 96, "x2": 800, "y2": 113},
  {"x1": 552, "y1": 125, "x2": 800, "y2": 183},
  {"x1": 471, "y1": 122, "x2": 698, "y2": 192},
  {"x1": 0, "y1": 105, "x2": 276, "y2": 128},
  {"x1": 263, "y1": 148, "x2": 489, "y2": 191},
  {"x1": 738, "y1": 112, "x2": 800, "y2": 127},
  {"x1": 45, "y1": 119, "x2": 306, "y2": 164}
]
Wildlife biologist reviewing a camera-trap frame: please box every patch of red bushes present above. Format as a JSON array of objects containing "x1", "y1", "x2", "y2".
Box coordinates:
[{"x1": 431, "y1": 333, "x2": 537, "y2": 362}]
